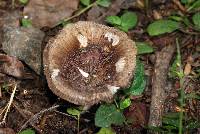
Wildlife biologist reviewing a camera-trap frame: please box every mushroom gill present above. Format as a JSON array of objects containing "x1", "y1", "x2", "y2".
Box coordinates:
[{"x1": 43, "y1": 21, "x2": 137, "y2": 105}]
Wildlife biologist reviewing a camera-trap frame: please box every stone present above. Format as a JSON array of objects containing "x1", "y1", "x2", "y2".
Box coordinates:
[{"x1": 2, "y1": 26, "x2": 45, "y2": 74}]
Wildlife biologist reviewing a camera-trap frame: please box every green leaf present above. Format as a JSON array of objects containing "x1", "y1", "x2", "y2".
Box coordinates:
[
  {"x1": 136, "y1": 42, "x2": 154, "y2": 55},
  {"x1": 97, "y1": 0, "x2": 111, "y2": 7},
  {"x1": 162, "y1": 117, "x2": 179, "y2": 128},
  {"x1": 106, "y1": 16, "x2": 121, "y2": 25},
  {"x1": 18, "y1": 129, "x2": 35, "y2": 134},
  {"x1": 162, "y1": 125, "x2": 177, "y2": 130},
  {"x1": 187, "y1": 0, "x2": 200, "y2": 11},
  {"x1": 163, "y1": 112, "x2": 179, "y2": 119},
  {"x1": 97, "y1": 127, "x2": 116, "y2": 134},
  {"x1": 147, "y1": 20, "x2": 179, "y2": 36},
  {"x1": 67, "y1": 108, "x2": 81, "y2": 117},
  {"x1": 80, "y1": 0, "x2": 90, "y2": 6},
  {"x1": 185, "y1": 92, "x2": 200, "y2": 100},
  {"x1": 181, "y1": 0, "x2": 188, "y2": 4},
  {"x1": 192, "y1": 12, "x2": 200, "y2": 29},
  {"x1": 95, "y1": 104, "x2": 125, "y2": 127},
  {"x1": 182, "y1": 17, "x2": 191, "y2": 26},
  {"x1": 162, "y1": 113, "x2": 180, "y2": 129},
  {"x1": 124, "y1": 60, "x2": 146, "y2": 95},
  {"x1": 19, "y1": 0, "x2": 28, "y2": 4},
  {"x1": 119, "y1": 98, "x2": 131, "y2": 110},
  {"x1": 169, "y1": 49, "x2": 184, "y2": 79},
  {"x1": 21, "y1": 18, "x2": 32, "y2": 28},
  {"x1": 169, "y1": 15, "x2": 183, "y2": 22},
  {"x1": 120, "y1": 12, "x2": 137, "y2": 32},
  {"x1": 185, "y1": 121, "x2": 200, "y2": 129}
]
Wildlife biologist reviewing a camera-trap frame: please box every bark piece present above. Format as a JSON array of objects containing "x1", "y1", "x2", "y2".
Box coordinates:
[
  {"x1": 0, "y1": 54, "x2": 26, "y2": 79},
  {"x1": 148, "y1": 44, "x2": 176, "y2": 127}
]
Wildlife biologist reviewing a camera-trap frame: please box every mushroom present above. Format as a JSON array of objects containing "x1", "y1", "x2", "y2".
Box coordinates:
[{"x1": 43, "y1": 21, "x2": 137, "y2": 105}]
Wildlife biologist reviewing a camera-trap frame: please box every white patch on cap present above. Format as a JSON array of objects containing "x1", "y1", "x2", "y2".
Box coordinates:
[
  {"x1": 24, "y1": 15, "x2": 29, "y2": 19},
  {"x1": 107, "y1": 85, "x2": 120, "y2": 95},
  {"x1": 115, "y1": 57, "x2": 126, "y2": 72},
  {"x1": 77, "y1": 67, "x2": 89, "y2": 77},
  {"x1": 77, "y1": 34, "x2": 88, "y2": 48},
  {"x1": 51, "y1": 69, "x2": 60, "y2": 79},
  {"x1": 105, "y1": 32, "x2": 119, "y2": 46}
]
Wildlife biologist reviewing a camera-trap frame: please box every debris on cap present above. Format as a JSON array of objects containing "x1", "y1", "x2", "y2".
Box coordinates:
[{"x1": 43, "y1": 21, "x2": 137, "y2": 105}]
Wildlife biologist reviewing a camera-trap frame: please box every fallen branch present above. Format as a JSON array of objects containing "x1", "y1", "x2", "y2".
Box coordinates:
[
  {"x1": 148, "y1": 44, "x2": 176, "y2": 127},
  {"x1": 19, "y1": 105, "x2": 60, "y2": 132}
]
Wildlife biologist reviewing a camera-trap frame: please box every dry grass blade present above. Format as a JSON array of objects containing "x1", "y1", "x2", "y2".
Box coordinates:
[{"x1": 0, "y1": 83, "x2": 17, "y2": 125}]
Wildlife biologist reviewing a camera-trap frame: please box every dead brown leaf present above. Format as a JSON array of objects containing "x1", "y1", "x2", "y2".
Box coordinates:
[
  {"x1": 87, "y1": 5, "x2": 106, "y2": 21},
  {"x1": 23, "y1": 0, "x2": 79, "y2": 28},
  {"x1": 184, "y1": 63, "x2": 192, "y2": 76},
  {"x1": 0, "y1": 54, "x2": 32, "y2": 79},
  {"x1": 0, "y1": 128, "x2": 15, "y2": 134},
  {"x1": 124, "y1": 102, "x2": 148, "y2": 128}
]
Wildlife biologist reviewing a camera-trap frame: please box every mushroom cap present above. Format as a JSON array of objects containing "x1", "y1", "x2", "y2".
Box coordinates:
[{"x1": 43, "y1": 21, "x2": 137, "y2": 105}]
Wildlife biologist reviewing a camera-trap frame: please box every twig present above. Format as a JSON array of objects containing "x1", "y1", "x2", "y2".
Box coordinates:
[
  {"x1": 172, "y1": 0, "x2": 186, "y2": 12},
  {"x1": 0, "y1": 84, "x2": 17, "y2": 125},
  {"x1": 54, "y1": 2, "x2": 96, "y2": 27},
  {"x1": 13, "y1": 102, "x2": 42, "y2": 134},
  {"x1": 178, "y1": 28, "x2": 200, "y2": 35},
  {"x1": 19, "y1": 105, "x2": 60, "y2": 132}
]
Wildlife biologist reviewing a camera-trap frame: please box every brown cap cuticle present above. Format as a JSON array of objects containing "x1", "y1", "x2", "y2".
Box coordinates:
[{"x1": 43, "y1": 21, "x2": 137, "y2": 105}]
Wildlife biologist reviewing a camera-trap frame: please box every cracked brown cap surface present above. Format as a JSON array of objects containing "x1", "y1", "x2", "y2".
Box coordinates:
[{"x1": 43, "y1": 21, "x2": 137, "y2": 105}]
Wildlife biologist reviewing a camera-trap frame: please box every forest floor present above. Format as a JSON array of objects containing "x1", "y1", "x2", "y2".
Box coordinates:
[{"x1": 0, "y1": 0, "x2": 200, "y2": 134}]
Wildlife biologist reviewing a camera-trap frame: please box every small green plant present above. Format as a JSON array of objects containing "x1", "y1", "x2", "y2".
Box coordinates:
[
  {"x1": 80, "y1": 0, "x2": 90, "y2": 6},
  {"x1": 18, "y1": 129, "x2": 35, "y2": 134},
  {"x1": 1, "y1": 83, "x2": 10, "y2": 91},
  {"x1": 18, "y1": 0, "x2": 28, "y2": 4},
  {"x1": 124, "y1": 60, "x2": 146, "y2": 95},
  {"x1": 119, "y1": 98, "x2": 131, "y2": 110},
  {"x1": 186, "y1": 0, "x2": 200, "y2": 11},
  {"x1": 80, "y1": 0, "x2": 111, "y2": 7},
  {"x1": 192, "y1": 12, "x2": 200, "y2": 29},
  {"x1": 97, "y1": 127, "x2": 116, "y2": 134},
  {"x1": 147, "y1": 20, "x2": 180, "y2": 36},
  {"x1": 67, "y1": 107, "x2": 82, "y2": 133},
  {"x1": 136, "y1": 42, "x2": 154, "y2": 55},
  {"x1": 21, "y1": 18, "x2": 32, "y2": 28},
  {"x1": 95, "y1": 104, "x2": 125, "y2": 128},
  {"x1": 96, "y1": 0, "x2": 111, "y2": 7},
  {"x1": 106, "y1": 11, "x2": 138, "y2": 32}
]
